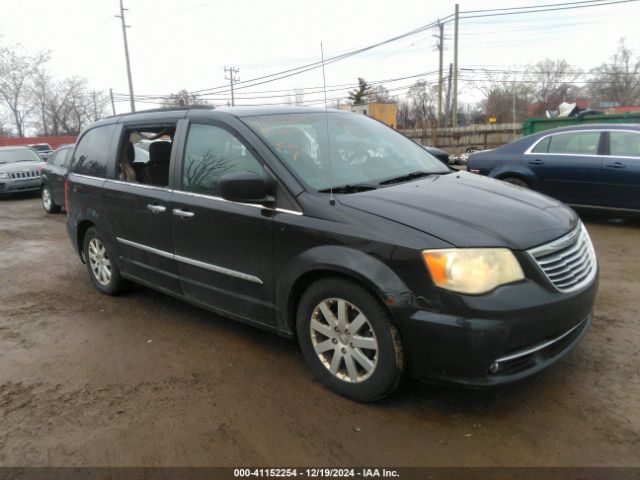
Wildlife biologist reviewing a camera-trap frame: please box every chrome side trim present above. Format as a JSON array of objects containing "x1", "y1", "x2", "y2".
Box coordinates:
[
  {"x1": 174, "y1": 254, "x2": 263, "y2": 284},
  {"x1": 495, "y1": 319, "x2": 585, "y2": 364},
  {"x1": 69, "y1": 173, "x2": 105, "y2": 181},
  {"x1": 173, "y1": 190, "x2": 303, "y2": 215},
  {"x1": 68, "y1": 175, "x2": 304, "y2": 215},
  {"x1": 115, "y1": 237, "x2": 263, "y2": 285},
  {"x1": 275, "y1": 207, "x2": 303, "y2": 216},
  {"x1": 104, "y1": 177, "x2": 173, "y2": 192},
  {"x1": 567, "y1": 203, "x2": 640, "y2": 213},
  {"x1": 524, "y1": 128, "x2": 640, "y2": 156},
  {"x1": 116, "y1": 237, "x2": 173, "y2": 260}
]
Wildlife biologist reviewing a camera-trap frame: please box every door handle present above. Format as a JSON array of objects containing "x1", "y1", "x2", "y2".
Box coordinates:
[
  {"x1": 605, "y1": 162, "x2": 626, "y2": 169},
  {"x1": 528, "y1": 159, "x2": 544, "y2": 165},
  {"x1": 173, "y1": 208, "x2": 195, "y2": 218},
  {"x1": 146, "y1": 204, "x2": 166, "y2": 214}
]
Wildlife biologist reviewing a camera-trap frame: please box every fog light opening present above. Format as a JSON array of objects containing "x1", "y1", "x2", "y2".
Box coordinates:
[{"x1": 489, "y1": 362, "x2": 499, "y2": 374}]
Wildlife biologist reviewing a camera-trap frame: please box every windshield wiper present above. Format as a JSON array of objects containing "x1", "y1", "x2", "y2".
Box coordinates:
[
  {"x1": 318, "y1": 184, "x2": 378, "y2": 194},
  {"x1": 378, "y1": 171, "x2": 434, "y2": 186}
]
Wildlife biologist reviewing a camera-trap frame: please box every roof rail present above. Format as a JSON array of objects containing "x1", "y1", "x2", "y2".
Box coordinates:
[{"x1": 106, "y1": 104, "x2": 215, "y2": 119}]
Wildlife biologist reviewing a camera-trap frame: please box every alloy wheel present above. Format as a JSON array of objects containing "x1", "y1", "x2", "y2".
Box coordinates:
[
  {"x1": 88, "y1": 238, "x2": 112, "y2": 286},
  {"x1": 309, "y1": 298, "x2": 379, "y2": 383},
  {"x1": 42, "y1": 187, "x2": 51, "y2": 210}
]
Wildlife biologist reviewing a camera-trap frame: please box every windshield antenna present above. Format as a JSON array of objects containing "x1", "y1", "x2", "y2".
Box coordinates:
[{"x1": 320, "y1": 42, "x2": 335, "y2": 206}]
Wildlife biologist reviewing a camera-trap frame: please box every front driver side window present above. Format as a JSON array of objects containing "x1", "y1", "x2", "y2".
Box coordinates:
[{"x1": 182, "y1": 123, "x2": 263, "y2": 196}]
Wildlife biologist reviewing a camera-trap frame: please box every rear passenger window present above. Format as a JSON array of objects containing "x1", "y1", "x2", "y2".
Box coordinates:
[
  {"x1": 547, "y1": 132, "x2": 600, "y2": 155},
  {"x1": 609, "y1": 131, "x2": 640, "y2": 157},
  {"x1": 71, "y1": 125, "x2": 117, "y2": 177},
  {"x1": 531, "y1": 136, "x2": 550, "y2": 153},
  {"x1": 116, "y1": 126, "x2": 176, "y2": 188},
  {"x1": 182, "y1": 123, "x2": 263, "y2": 197}
]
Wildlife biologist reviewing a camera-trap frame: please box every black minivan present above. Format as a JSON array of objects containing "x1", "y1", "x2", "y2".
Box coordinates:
[{"x1": 65, "y1": 106, "x2": 598, "y2": 401}]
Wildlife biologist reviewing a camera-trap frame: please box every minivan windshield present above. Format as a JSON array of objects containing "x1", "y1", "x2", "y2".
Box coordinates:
[
  {"x1": 244, "y1": 112, "x2": 449, "y2": 191},
  {"x1": 0, "y1": 148, "x2": 41, "y2": 164}
]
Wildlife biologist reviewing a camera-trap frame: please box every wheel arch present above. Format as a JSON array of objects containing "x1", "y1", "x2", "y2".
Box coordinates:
[
  {"x1": 277, "y1": 245, "x2": 413, "y2": 335},
  {"x1": 76, "y1": 219, "x2": 96, "y2": 263},
  {"x1": 493, "y1": 169, "x2": 535, "y2": 187}
]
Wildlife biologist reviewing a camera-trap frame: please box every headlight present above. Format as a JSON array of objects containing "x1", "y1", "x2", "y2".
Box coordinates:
[
  {"x1": 0, "y1": 173, "x2": 9, "y2": 179},
  {"x1": 422, "y1": 248, "x2": 524, "y2": 294}
]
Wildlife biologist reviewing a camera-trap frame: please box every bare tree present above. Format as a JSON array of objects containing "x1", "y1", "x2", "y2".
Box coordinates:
[
  {"x1": 30, "y1": 68, "x2": 51, "y2": 135},
  {"x1": 161, "y1": 89, "x2": 208, "y2": 108},
  {"x1": 482, "y1": 83, "x2": 533, "y2": 123},
  {"x1": 396, "y1": 97, "x2": 412, "y2": 129},
  {"x1": 528, "y1": 58, "x2": 581, "y2": 116},
  {"x1": 41, "y1": 77, "x2": 109, "y2": 135},
  {"x1": 0, "y1": 42, "x2": 49, "y2": 136},
  {"x1": 589, "y1": 39, "x2": 640, "y2": 106},
  {"x1": 368, "y1": 85, "x2": 391, "y2": 104},
  {"x1": 407, "y1": 80, "x2": 436, "y2": 127}
]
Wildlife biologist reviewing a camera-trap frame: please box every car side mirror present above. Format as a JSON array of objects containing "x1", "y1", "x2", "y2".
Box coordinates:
[{"x1": 219, "y1": 171, "x2": 275, "y2": 205}]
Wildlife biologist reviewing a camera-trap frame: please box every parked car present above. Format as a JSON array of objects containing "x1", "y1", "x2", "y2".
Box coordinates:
[
  {"x1": 467, "y1": 124, "x2": 640, "y2": 213},
  {"x1": 41, "y1": 145, "x2": 74, "y2": 213},
  {"x1": 422, "y1": 145, "x2": 451, "y2": 165},
  {"x1": 0, "y1": 146, "x2": 45, "y2": 198},
  {"x1": 65, "y1": 107, "x2": 597, "y2": 401},
  {"x1": 29, "y1": 143, "x2": 54, "y2": 160}
]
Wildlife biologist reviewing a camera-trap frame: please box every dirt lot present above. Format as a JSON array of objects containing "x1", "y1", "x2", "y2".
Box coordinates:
[{"x1": 0, "y1": 194, "x2": 638, "y2": 467}]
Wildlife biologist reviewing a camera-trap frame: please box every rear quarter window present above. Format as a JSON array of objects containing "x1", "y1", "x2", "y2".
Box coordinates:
[{"x1": 70, "y1": 125, "x2": 117, "y2": 177}]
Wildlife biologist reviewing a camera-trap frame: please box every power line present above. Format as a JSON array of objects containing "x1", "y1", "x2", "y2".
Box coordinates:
[
  {"x1": 461, "y1": 0, "x2": 619, "y2": 14},
  {"x1": 459, "y1": 0, "x2": 639, "y2": 19}
]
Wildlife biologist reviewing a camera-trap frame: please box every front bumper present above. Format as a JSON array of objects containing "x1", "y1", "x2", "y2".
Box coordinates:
[
  {"x1": 391, "y1": 275, "x2": 597, "y2": 386},
  {"x1": 0, "y1": 177, "x2": 42, "y2": 194}
]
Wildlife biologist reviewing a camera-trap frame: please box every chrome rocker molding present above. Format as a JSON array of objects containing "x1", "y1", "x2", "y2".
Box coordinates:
[{"x1": 116, "y1": 237, "x2": 263, "y2": 285}]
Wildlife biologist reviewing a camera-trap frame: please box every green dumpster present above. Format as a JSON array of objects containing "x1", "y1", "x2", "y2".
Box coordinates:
[{"x1": 522, "y1": 112, "x2": 640, "y2": 136}]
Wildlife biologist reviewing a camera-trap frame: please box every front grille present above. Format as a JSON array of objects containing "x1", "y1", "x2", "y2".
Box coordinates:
[
  {"x1": 9, "y1": 170, "x2": 40, "y2": 179},
  {"x1": 528, "y1": 224, "x2": 597, "y2": 292}
]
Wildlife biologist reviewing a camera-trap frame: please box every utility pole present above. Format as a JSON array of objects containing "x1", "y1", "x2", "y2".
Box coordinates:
[
  {"x1": 445, "y1": 63, "x2": 453, "y2": 127},
  {"x1": 116, "y1": 0, "x2": 135, "y2": 112},
  {"x1": 452, "y1": 3, "x2": 459, "y2": 127},
  {"x1": 436, "y1": 21, "x2": 444, "y2": 128},
  {"x1": 92, "y1": 91, "x2": 98, "y2": 121},
  {"x1": 225, "y1": 66, "x2": 240, "y2": 106},
  {"x1": 512, "y1": 87, "x2": 517, "y2": 140},
  {"x1": 109, "y1": 88, "x2": 116, "y2": 115}
]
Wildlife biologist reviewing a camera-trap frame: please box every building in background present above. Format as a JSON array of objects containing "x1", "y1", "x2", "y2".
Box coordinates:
[{"x1": 350, "y1": 103, "x2": 398, "y2": 128}]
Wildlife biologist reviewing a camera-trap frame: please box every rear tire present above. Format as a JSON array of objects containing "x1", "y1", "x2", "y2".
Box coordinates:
[
  {"x1": 83, "y1": 227, "x2": 126, "y2": 295},
  {"x1": 296, "y1": 278, "x2": 404, "y2": 402},
  {"x1": 41, "y1": 185, "x2": 61, "y2": 213},
  {"x1": 501, "y1": 176, "x2": 529, "y2": 188}
]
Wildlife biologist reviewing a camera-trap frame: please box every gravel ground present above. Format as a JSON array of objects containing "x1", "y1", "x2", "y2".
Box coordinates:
[{"x1": 0, "y1": 194, "x2": 638, "y2": 467}]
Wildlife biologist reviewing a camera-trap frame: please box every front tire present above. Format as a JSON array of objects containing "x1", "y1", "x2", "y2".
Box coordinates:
[
  {"x1": 83, "y1": 227, "x2": 126, "y2": 295},
  {"x1": 41, "y1": 185, "x2": 61, "y2": 213},
  {"x1": 296, "y1": 278, "x2": 404, "y2": 402}
]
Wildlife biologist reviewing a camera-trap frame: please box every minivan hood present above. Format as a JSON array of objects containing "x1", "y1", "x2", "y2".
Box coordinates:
[
  {"x1": 337, "y1": 171, "x2": 578, "y2": 250},
  {"x1": 0, "y1": 160, "x2": 44, "y2": 173}
]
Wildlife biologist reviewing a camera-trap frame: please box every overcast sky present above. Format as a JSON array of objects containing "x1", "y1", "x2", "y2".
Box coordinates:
[{"x1": 1, "y1": 0, "x2": 639, "y2": 112}]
